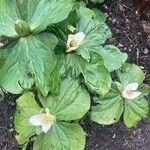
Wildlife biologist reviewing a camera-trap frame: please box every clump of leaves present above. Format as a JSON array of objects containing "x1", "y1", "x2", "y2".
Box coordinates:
[
  {"x1": 15, "y1": 78, "x2": 90, "y2": 149},
  {"x1": 0, "y1": 0, "x2": 74, "y2": 96},
  {"x1": 91, "y1": 64, "x2": 149, "y2": 128},
  {"x1": 0, "y1": 0, "x2": 149, "y2": 150}
]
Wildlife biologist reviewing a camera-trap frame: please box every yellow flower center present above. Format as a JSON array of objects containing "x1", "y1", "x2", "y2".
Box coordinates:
[
  {"x1": 126, "y1": 89, "x2": 133, "y2": 96},
  {"x1": 69, "y1": 38, "x2": 78, "y2": 48},
  {"x1": 42, "y1": 114, "x2": 55, "y2": 124}
]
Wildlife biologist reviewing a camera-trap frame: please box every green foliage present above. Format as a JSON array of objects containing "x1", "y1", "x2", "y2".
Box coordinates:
[
  {"x1": 0, "y1": 34, "x2": 58, "y2": 96},
  {"x1": 39, "y1": 77, "x2": 90, "y2": 121},
  {"x1": 33, "y1": 122, "x2": 85, "y2": 150},
  {"x1": 15, "y1": 77, "x2": 89, "y2": 149},
  {"x1": 0, "y1": 0, "x2": 74, "y2": 96},
  {"x1": 0, "y1": 0, "x2": 149, "y2": 150},
  {"x1": 91, "y1": 64, "x2": 149, "y2": 128}
]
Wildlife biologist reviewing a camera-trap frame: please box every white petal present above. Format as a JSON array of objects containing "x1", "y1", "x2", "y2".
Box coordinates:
[
  {"x1": 45, "y1": 108, "x2": 50, "y2": 114},
  {"x1": 126, "y1": 83, "x2": 139, "y2": 91},
  {"x1": 128, "y1": 91, "x2": 142, "y2": 99},
  {"x1": 42, "y1": 124, "x2": 52, "y2": 133},
  {"x1": 122, "y1": 91, "x2": 142, "y2": 100},
  {"x1": 75, "y1": 32, "x2": 86, "y2": 45},
  {"x1": 66, "y1": 46, "x2": 79, "y2": 52},
  {"x1": 29, "y1": 114, "x2": 43, "y2": 126}
]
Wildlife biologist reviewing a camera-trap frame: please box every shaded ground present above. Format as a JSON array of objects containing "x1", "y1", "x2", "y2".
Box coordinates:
[{"x1": 0, "y1": 0, "x2": 150, "y2": 150}]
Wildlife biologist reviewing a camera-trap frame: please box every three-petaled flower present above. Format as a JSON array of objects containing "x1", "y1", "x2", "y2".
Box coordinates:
[
  {"x1": 29, "y1": 108, "x2": 55, "y2": 133},
  {"x1": 122, "y1": 83, "x2": 142, "y2": 100},
  {"x1": 67, "y1": 32, "x2": 86, "y2": 52}
]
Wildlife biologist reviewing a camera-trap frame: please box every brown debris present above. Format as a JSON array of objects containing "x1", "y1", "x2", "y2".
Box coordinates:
[{"x1": 142, "y1": 21, "x2": 150, "y2": 33}]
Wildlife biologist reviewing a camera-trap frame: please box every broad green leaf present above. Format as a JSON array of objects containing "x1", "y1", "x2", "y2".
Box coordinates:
[
  {"x1": 19, "y1": 0, "x2": 74, "y2": 33},
  {"x1": 48, "y1": 62, "x2": 60, "y2": 95},
  {"x1": 50, "y1": 7, "x2": 80, "y2": 36},
  {"x1": 33, "y1": 122, "x2": 85, "y2": 150},
  {"x1": 91, "y1": 83, "x2": 123, "y2": 124},
  {"x1": 83, "y1": 63, "x2": 111, "y2": 96},
  {"x1": 14, "y1": 112, "x2": 36, "y2": 145},
  {"x1": 83, "y1": 53, "x2": 111, "y2": 96},
  {"x1": 0, "y1": 48, "x2": 11, "y2": 70},
  {"x1": 0, "y1": 33, "x2": 58, "y2": 96},
  {"x1": 65, "y1": 54, "x2": 86, "y2": 77},
  {"x1": 99, "y1": 45, "x2": 127, "y2": 71},
  {"x1": 0, "y1": 0, "x2": 18, "y2": 37},
  {"x1": 64, "y1": 53, "x2": 111, "y2": 96},
  {"x1": 117, "y1": 63, "x2": 145, "y2": 85},
  {"x1": 93, "y1": 8, "x2": 107, "y2": 22},
  {"x1": 36, "y1": 32, "x2": 61, "y2": 95},
  {"x1": 124, "y1": 97, "x2": 149, "y2": 128},
  {"x1": 16, "y1": 92, "x2": 42, "y2": 116},
  {"x1": 40, "y1": 77, "x2": 90, "y2": 121},
  {"x1": 0, "y1": 0, "x2": 74, "y2": 37},
  {"x1": 75, "y1": 6, "x2": 111, "y2": 60},
  {"x1": 139, "y1": 84, "x2": 150, "y2": 96},
  {"x1": 14, "y1": 92, "x2": 42, "y2": 144}
]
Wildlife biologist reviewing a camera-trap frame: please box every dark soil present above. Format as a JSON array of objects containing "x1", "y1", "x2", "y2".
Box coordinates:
[
  {"x1": 0, "y1": 0, "x2": 150, "y2": 150},
  {"x1": 0, "y1": 95, "x2": 20, "y2": 150}
]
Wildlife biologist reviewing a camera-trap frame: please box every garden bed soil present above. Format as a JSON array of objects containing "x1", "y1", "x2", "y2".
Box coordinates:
[{"x1": 0, "y1": 0, "x2": 150, "y2": 150}]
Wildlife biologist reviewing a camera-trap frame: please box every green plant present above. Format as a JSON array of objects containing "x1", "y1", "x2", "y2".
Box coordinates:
[
  {"x1": 0, "y1": 0, "x2": 74, "y2": 96},
  {"x1": 15, "y1": 77, "x2": 90, "y2": 149},
  {"x1": 0, "y1": 0, "x2": 149, "y2": 150}
]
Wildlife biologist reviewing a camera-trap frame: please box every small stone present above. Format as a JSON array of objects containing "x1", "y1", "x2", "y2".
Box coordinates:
[
  {"x1": 112, "y1": 134, "x2": 116, "y2": 139},
  {"x1": 0, "y1": 42, "x2": 4, "y2": 48},
  {"x1": 104, "y1": 13, "x2": 109, "y2": 18},
  {"x1": 140, "y1": 66, "x2": 144, "y2": 69},
  {"x1": 144, "y1": 48, "x2": 149, "y2": 54},
  {"x1": 109, "y1": 37, "x2": 115, "y2": 43},
  {"x1": 125, "y1": 19, "x2": 130, "y2": 24},
  {"x1": 10, "y1": 116, "x2": 13, "y2": 120},
  {"x1": 11, "y1": 102, "x2": 15, "y2": 106},
  {"x1": 118, "y1": 43, "x2": 123, "y2": 48},
  {"x1": 104, "y1": 5, "x2": 109, "y2": 10},
  {"x1": 128, "y1": 49, "x2": 132, "y2": 52},
  {"x1": 9, "y1": 128, "x2": 14, "y2": 132},
  {"x1": 118, "y1": 3, "x2": 125, "y2": 12}
]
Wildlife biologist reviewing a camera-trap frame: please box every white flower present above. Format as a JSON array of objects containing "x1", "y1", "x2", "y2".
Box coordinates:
[
  {"x1": 67, "y1": 32, "x2": 86, "y2": 52},
  {"x1": 122, "y1": 83, "x2": 142, "y2": 100},
  {"x1": 29, "y1": 108, "x2": 55, "y2": 133}
]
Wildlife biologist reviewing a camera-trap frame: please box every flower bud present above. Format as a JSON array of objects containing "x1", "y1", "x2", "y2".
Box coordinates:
[{"x1": 14, "y1": 20, "x2": 31, "y2": 37}]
